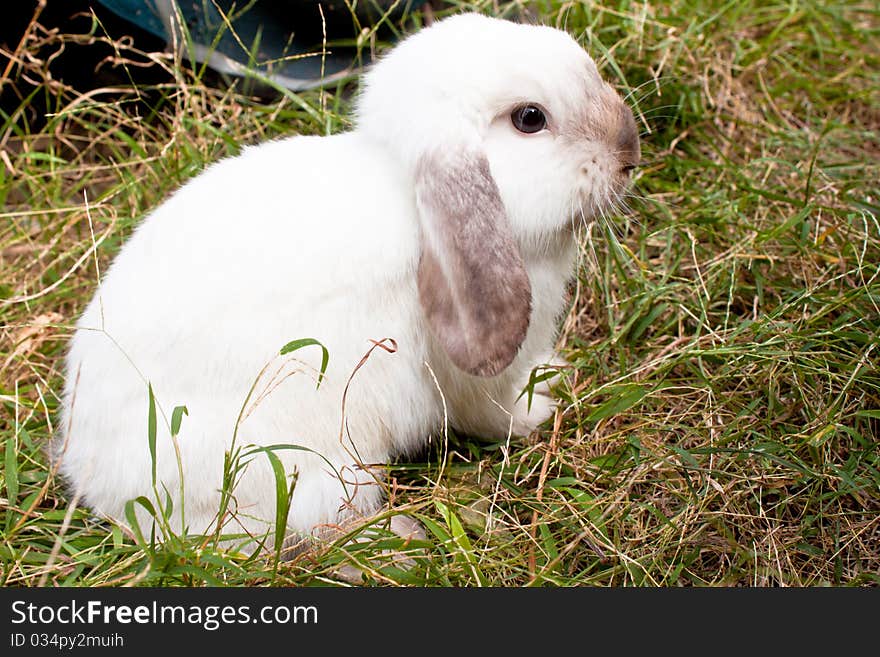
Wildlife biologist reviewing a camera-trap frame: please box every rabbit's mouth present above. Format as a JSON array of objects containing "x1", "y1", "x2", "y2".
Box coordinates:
[
  {"x1": 566, "y1": 172, "x2": 637, "y2": 237},
  {"x1": 568, "y1": 94, "x2": 641, "y2": 226},
  {"x1": 578, "y1": 174, "x2": 632, "y2": 214}
]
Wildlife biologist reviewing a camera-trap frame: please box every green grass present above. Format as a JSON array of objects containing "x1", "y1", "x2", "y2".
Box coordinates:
[{"x1": 1, "y1": 0, "x2": 879, "y2": 586}]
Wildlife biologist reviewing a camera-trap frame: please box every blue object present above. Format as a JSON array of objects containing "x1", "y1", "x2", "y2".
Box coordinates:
[{"x1": 95, "y1": 0, "x2": 425, "y2": 90}]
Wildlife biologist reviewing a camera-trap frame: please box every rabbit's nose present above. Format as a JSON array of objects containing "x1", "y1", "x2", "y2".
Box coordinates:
[{"x1": 616, "y1": 102, "x2": 641, "y2": 172}]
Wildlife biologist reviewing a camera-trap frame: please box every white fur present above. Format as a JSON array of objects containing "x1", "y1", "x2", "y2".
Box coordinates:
[{"x1": 55, "y1": 14, "x2": 631, "y2": 545}]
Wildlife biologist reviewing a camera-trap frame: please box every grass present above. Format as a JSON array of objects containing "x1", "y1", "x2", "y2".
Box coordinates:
[{"x1": 1, "y1": 0, "x2": 878, "y2": 587}]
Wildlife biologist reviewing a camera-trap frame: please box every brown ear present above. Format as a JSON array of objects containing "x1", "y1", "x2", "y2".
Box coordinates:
[{"x1": 415, "y1": 150, "x2": 531, "y2": 377}]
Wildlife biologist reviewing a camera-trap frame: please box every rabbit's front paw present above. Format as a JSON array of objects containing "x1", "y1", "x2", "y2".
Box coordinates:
[{"x1": 512, "y1": 389, "x2": 556, "y2": 436}]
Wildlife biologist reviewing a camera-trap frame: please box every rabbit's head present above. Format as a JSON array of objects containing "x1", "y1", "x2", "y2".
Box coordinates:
[{"x1": 356, "y1": 14, "x2": 640, "y2": 377}]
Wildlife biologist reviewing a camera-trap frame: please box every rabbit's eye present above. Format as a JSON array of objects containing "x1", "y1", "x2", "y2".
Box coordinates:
[{"x1": 511, "y1": 105, "x2": 547, "y2": 133}]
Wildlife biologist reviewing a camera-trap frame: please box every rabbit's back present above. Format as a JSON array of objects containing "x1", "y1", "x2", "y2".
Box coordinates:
[{"x1": 56, "y1": 132, "x2": 438, "y2": 535}]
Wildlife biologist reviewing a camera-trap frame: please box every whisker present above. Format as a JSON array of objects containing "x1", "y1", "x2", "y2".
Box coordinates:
[
  {"x1": 624, "y1": 77, "x2": 666, "y2": 103},
  {"x1": 627, "y1": 74, "x2": 688, "y2": 105}
]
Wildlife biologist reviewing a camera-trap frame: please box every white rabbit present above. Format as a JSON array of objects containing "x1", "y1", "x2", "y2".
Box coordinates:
[{"x1": 53, "y1": 13, "x2": 640, "y2": 547}]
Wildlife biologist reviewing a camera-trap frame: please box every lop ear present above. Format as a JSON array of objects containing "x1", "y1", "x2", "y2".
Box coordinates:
[{"x1": 415, "y1": 149, "x2": 531, "y2": 377}]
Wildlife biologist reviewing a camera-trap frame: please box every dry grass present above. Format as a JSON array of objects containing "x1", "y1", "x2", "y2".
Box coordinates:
[{"x1": 1, "y1": 0, "x2": 878, "y2": 586}]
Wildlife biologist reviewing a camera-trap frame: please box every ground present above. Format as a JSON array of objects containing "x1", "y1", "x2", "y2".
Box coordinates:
[{"x1": 1, "y1": 1, "x2": 878, "y2": 586}]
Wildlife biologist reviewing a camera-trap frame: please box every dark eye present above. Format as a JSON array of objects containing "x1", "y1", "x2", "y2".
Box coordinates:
[{"x1": 511, "y1": 105, "x2": 547, "y2": 134}]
